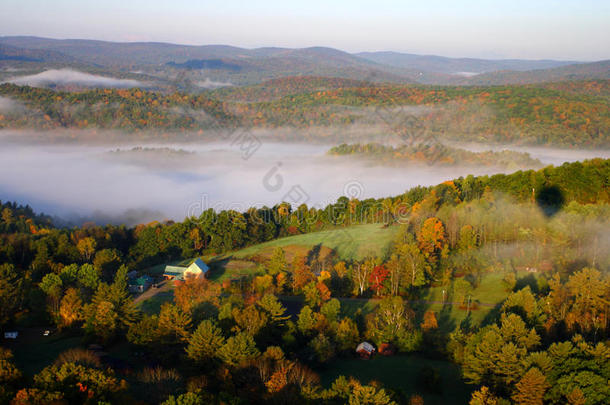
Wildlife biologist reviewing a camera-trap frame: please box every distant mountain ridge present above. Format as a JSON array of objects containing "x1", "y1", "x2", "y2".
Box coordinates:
[
  {"x1": 0, "y1": 36, "x2": 607, "y2": 86},
  {"x1": 461, "y1": 60, "x2": 610, "y2": 85},
  {"x1": 0, "y1": 43, "x2": 78, "y2": 64},
  {"x1": 355, "y1": 51, "x2": 579, "y2": 74}
]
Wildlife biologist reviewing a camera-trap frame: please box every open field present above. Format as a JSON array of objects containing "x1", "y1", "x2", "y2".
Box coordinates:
[
  {"x1": 231, "y1": 224, "x2": 399, "y2": 262},
  {"x1": 142, "y1": 225, "x2": 398, "y2": 283},
  {"x1": 201, "y1": 224, "x2": 399, "y2": 282},
  {"x1": 320, "y1": 354, "x2": 472, "y2": 405},
  {"x1": 5, "y1": 329, "x2": 83, "y2": 377}
]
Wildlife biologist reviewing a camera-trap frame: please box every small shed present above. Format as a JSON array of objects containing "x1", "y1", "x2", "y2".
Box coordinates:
[
  {"x1": 129, "y1": 275, "x2": 153, "y2": 293},
  {"x1": 378, "y1": 343, "x2": 396, "y2": 356},
  {"x1": 356, "y1": 341, "x2": 375, "y2": 359}
]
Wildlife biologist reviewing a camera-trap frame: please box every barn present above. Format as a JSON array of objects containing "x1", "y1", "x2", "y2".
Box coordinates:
[{"x1": 163, "y1": 258, "x2": 209, "y2": 282}]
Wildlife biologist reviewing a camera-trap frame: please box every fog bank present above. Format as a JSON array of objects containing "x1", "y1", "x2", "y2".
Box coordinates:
[
  {"x1": 0, "y1": 130, "x2": 607, "y2": 226},
  {"x1": 3, "y1": 69, "x2": 144, "y2": 88}
]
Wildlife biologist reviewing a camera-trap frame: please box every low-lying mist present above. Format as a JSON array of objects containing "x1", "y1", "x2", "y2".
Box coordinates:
[
  {"x1": 0, "y1": 96, "x2": 25, "y2": 114},
  {"x1": 1, "y1": 129, "x2": 608, "y2": 226},
  {"x1": 196, "y1": 78, "x2": 234, "y2": 89},
  {"x1": 2, "y1": 69, "x2": 144, "y2": 88}
]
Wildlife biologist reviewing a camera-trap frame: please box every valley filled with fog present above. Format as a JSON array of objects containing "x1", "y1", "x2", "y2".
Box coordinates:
[{"x1": 1, "y1": 130, "x2": 608, "y2": 225}]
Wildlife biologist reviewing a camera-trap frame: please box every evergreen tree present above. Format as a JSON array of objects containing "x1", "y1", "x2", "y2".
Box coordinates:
[
  {"x1": 512, "y1": 368, "x2": 549, "y2": 405},
  {"x1": 469, "y1": 386, "x2": 498, "y2": 405},
  {"x1": 267, "y1": 247, "x2": 286, "y2": 275},
  {"x1": 186, "y1": 320, "x2": 225, "y2": 364},
  {"x1": 0, "y1": 264, "x2": 22, "y2": 327},
  {"x1": 217, "y1": 332, "x2": 260, "y2": 367}
]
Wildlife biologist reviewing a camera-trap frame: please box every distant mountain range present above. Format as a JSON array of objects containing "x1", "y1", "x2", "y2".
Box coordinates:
[
  {"x1": 0, "y1": 43, "x2": 77, "y2": 64},
  {"x1": 0, "y1": 36, "x2": 608, "y2": 86},
  {"x1": 354, "y1": 51, "x2": 579, "y2": 74}
]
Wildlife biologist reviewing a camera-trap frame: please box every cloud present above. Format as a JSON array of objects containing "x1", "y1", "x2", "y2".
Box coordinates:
[
  {"x1": 0, "y1": 96, "x2": 25, "y2": 114},
  {"x1": 2, "y1": 129, "x2": 599, "y2": 225},
  {"x1": 453, "y1": 71, "x2": 480, "y2": 77},
  {"x1": 3, "y1": 69, "x2": 144, "y2": 88},
  {"x1": 195, "y1": 78, "x2": 233, "y2": 89}
]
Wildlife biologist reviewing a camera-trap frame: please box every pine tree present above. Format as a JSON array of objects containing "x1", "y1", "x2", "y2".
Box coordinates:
[
  {"x1": 566, "y1": 387, "x2": 586, "y2": 405},
  {"x1": 157, "y1": 303, "x2": 192, "y2": 344},
  {"x1": 0, "y1": 264, "x2": 22, "y2": 327},
  {"x1": 297, "y1": 305, "x2": 317, "y2": 334},
  {"x1": 186, "y1": 320, "x2": 225, "y2": 363},
  {"x1": 267, "y1": 247, "x2": 286, "y2": 275},
  {"x1": 217, "y1": 332, "x2": 260, "y2": 367},
  {"x1": 91, "y1": 300, "x2": 118, "y2": 343},
  {"x1": 109, "y1": 265, "x2": 139, "y2": 329},
  {"x1": 469, "y1": 386, "x2": 498, "y2": 405},
  {"x1": 512, "y1": 367, "x2": 549, "y2": 405},
  {"x1": 257, "y1": 294, "x2": 290, "y2": 325}
]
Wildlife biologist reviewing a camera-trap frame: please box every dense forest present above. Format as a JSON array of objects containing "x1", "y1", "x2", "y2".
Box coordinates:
[
  {"x1": 0, "y1": 159, "x2": 608, "y2": 404},
  {"x1": 1, "y1": 77, "x2": 609, "y2": 147},
  {"x1": 327, "y1": 143, "x2": 542, "y2": 169}
]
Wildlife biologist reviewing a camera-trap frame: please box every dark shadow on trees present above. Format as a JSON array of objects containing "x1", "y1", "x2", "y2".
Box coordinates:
[
  {"x1": 514, "y1": 274, "x2": 537, "y2": 293},
  {"x1": 535, "y1": 185, "x2": 565, "y2": 217},
  {"x1": 306, "y1": 244, "x2": 323, "y2": 268},
  {"x1": 459, "y1": 313, "x2": 474, "y2": 332},
  {"x1": 480, "y1": 302, "x2": 504, "y2": 327},
  {"x1": 192, "y1": 301, "x2": 220, "y2": 324}
]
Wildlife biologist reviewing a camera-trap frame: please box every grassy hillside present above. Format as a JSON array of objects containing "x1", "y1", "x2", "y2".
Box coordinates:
[
  {"x1": 196, "y1": 224, "x2": 399, "y2": 282},
  {"x1": 232, "y1": 224, "x2": 397, "y2": 261}
]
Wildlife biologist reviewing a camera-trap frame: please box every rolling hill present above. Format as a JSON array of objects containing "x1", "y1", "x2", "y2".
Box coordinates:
[
  {"x1": 355, "y1": 51, "x2": 578, "y2": 74},
  {"x1": 0, "y1": 43, "x2": 78, "y2": 64},
  {"x1": 465, "y1": 60, "x2": 610, "y2": 85},
  {"x1": 1, "y1": 36, "x2": 607, "y2": 86}
]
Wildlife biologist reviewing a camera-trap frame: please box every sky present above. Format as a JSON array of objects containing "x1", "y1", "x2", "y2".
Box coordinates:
[{"x1": 1, "y1": 0, "x2": 609, "y2": 60}]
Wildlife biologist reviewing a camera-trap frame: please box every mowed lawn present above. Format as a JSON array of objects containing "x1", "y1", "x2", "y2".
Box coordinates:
[{"x1": 320, "y1": 354, "x2": 472, "y2": 405}]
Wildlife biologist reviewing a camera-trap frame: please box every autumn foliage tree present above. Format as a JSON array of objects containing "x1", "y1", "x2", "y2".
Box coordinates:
[
  {"x1": 417, "y1": 217, "x2": 447, "y2": 265},
  {"x1": 292, "y1": 255, "x2": 314, "y2": 292},
  {"x1": 369, "y1": 265, "x2": 389, "y2": 296},
  {"x1": 174, "y1": 276, "x2": 221, "y2": 314},
  {"x1": 59, "y1": 287, "x2": 83, "y2": 329}
]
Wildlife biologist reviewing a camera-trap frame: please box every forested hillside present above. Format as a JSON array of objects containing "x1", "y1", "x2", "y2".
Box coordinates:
[
  {"x1": 327, "y1": 143, "x2": 542, "y2": 169},
  {"x1": 0, "y1": 158, "x2": 608, "y2": 404},
  {"x1": 1, "y1": 77, "x2": 608, "y2": 147}
]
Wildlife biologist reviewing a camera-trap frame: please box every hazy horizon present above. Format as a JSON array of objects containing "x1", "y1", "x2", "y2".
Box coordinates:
[
  {"x1": 1, "y1": 34, "x2": 607, "y2": 63},
  {"x1": 2, "y1": 0, "x2": 609, "y2": 61}
]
